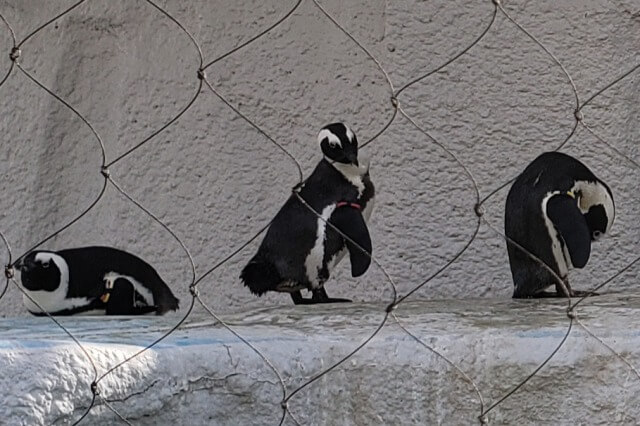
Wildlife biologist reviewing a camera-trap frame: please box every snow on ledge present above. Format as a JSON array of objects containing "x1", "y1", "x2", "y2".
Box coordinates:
[{"x1": 2, "y1": 295, "x2": 640, "y2": 425}]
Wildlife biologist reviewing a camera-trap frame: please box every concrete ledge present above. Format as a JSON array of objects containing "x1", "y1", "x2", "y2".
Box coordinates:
[{"x1": 2, "y1": 295, "x2": 640, "y2": 425}]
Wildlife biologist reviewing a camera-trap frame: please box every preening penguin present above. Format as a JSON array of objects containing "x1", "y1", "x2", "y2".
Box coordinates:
[
  {"x1": 16, "y1": 246, "x2": 180, "y2": 315},
  {"x1": 240, "y1": 122, "x2": 375, "y2": 304},
  {"x1": 505, "y1": 152, "x2": 615, "y2": 298}
]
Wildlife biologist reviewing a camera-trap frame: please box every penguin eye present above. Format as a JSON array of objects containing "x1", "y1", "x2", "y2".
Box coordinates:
[
  {"x1": 593, "y1": 230, "x2": 603, "y2": 241},
  {"x1": 41, "y1": 261, "x2": 50, "y2": 268}
]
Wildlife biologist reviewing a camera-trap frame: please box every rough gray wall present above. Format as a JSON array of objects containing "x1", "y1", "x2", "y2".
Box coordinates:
[{"x1": 0, "y1": 0, "x2": 638, "y2": 317}]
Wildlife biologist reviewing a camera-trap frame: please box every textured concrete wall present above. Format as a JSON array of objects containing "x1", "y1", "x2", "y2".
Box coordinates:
[
  {"x1": 2, "y1": 296, "x2": 640, "y2": 425},
  {"x1": 0, "y1": 0, "x2": 638, "y2": 317}
]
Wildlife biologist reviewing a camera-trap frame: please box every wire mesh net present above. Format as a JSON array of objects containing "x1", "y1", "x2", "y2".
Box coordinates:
[{"x1": 0, "y1": 0, "x2": 638, "y2": 424}]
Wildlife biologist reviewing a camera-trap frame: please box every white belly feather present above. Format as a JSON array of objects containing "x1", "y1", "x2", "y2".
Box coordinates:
[{"x1": 305, "y1": 204, "x2": 337, "y2": 288}]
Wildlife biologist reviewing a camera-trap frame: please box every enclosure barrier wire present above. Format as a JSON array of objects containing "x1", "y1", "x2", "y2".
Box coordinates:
[{"x1": 0, "y1": 0, "x2": 638, "y2": 424}]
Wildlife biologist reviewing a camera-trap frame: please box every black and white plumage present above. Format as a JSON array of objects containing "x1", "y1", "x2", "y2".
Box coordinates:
[
  {"x1": 240, "y1": 122, "x2": 375, "y2": 304},
  {"x1": 505, "y1": 152, "x2": 615, "y2": 298},
  {"x1": 16, "y1": 246, "x2": 180, "y2": 315}
]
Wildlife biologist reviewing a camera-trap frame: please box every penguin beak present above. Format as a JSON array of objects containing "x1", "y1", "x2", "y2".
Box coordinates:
[
  {"x1": 14, "y1": 257, "x2": 31, "y2": 271},
  {"x1": 14, "y1": 258, "x2": 24, "y2": 270}
]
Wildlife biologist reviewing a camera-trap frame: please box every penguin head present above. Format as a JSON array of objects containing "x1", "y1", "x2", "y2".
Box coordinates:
[
  {"x1": 17, "y1": 251, "x2": 62, "y2": 291},
  {"x1": 573, "y1": 180, "x2": 615, "y2": 241},
  {"x1": 317, "y1": 122, "x2": 359, "y2": 166}
]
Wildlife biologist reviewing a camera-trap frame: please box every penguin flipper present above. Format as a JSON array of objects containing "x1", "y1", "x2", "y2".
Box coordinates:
[
  {"x1": 329, "y1": 207, "x2": 372, "y2": 277},
  {"x1": 546, "y1": 194, "x2": 591, "y2": 268},
  {"x1": 105, "y1": 278, "x2": 155, "y2": 315}
]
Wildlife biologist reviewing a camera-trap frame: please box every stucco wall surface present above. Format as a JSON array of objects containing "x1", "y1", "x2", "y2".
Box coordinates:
[
  {"x1": 2, "y1": 296, "x2": 640, "y2": 425},
  {"x1": 0, "y1": 0, "x2": 638, "y2": 317}
]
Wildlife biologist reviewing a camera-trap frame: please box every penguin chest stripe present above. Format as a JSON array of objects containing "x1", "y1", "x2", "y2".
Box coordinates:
[
  {"x1": 304, "y1": 205, "x2": 337, "y2": 288},
  {"x1": 333, "y1": 163, "x2": 365, "y2": 196},
  {"x1": 541, "y1": 192, "x2": 571, "y2": 276}
]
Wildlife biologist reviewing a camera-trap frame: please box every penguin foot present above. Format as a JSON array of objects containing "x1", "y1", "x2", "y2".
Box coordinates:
[
  {"x1": 550, "y1": 278, "x2": 572, "y2": 298},
  {"x1": 290, "y1": 291, "x2": 312, "y2": 304},
  {"x1": 526, "y1": 290, "x2": 598, "y2": 299},
  {"x1": 317, "y1": 297, "x2": 352, "y2": 303},
  {"x1": 311, "y1": 288, "x2": 352, "y2": 304},
  {"x1": 289, "y1": 289, "x2": 352, "y2": 304},
  {"x1": 555, "y1": 279, "x2": 597, "y2": 298},
  {"x1": 570, "y1": 290, "x2": 598, "y2": 298},
  {"x1": 526, "y1": 291, "x2": 567, "y2": 298}
]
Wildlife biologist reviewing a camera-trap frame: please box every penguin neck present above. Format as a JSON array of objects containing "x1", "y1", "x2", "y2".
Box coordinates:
[
  {"x1": 324, "y1": 157, "x2": 366, "y2": 196},
  {"x1": 324, "y1": 157, "x2": 364, "y2": 176}
]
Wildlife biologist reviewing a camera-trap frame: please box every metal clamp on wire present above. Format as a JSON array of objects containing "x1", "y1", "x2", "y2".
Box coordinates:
[
  {"x1": 9, "y1": 47, "x2": 21, "y2": 62},
  {"x1": 4, "y1": 265, "x2": 14, "y2": 279},
  {"x1": 292, "y1": 182, "x2": 304, "y2": 193},
  {"x1": 189, "y1": 285, "x2": 199, "y2": 298}
]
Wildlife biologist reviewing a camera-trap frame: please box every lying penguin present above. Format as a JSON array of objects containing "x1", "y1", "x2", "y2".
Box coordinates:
[
  {"x1": 241, "y1": 122, "x2": 375, "y2": 304},
  {"x1": 505, "y1": 151, "x2": 615, "y2": 298},
  {"x1": 16, "y1": 246, "x2": 180, "y2": 315}
]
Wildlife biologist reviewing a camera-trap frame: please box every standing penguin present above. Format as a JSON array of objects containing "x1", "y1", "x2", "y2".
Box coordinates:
[
  {"x1": 240, "y1": 122, "x2": 374, "y2": 304},
  {"x1": 16, "y1": 246, "x2": 180, "y2": 315},
  {"x1": 505, "y1": 151, "x2": 615, "y2": 298}
]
